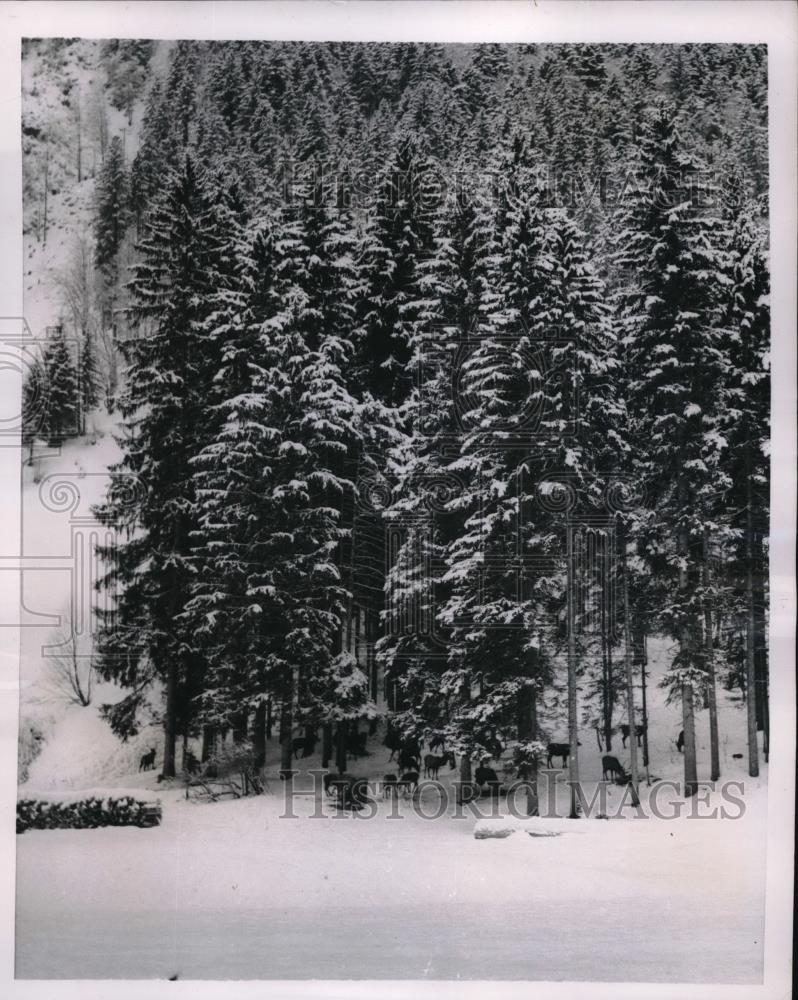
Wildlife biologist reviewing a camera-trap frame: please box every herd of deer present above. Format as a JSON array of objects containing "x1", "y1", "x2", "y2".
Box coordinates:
[{"x1": 139, "y1": 720, "x2": 688, "y2": 794}]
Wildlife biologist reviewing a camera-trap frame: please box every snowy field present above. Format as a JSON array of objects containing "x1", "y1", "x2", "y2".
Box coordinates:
[
  {"x1": 16, "y1": 777, "x2": 766, "y2": 982},
  {"x1": 16, "y1": 654, "x2": 768, "y2": 985}
]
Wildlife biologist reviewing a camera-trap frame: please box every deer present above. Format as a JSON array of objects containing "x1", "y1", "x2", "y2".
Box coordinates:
[
  {"x1": 397, "y1": 748, "x2": 420, "y2": 773},
  {"x1": 139, "y1": 747, "x2": 156, "y2": 772},
  {"x1": 292, "y1": 734, "x2": 318, "y2": 758},
  {"x1": 676, "y1": 730, "x2": 685, "y2": 752},
  {"x1": 423, "y1": 751, "x2": 455, "y2": 780},
  {"x1": 602, "y1": 755, "x2": 627, "y2": 784},
  {"x1": 474, "y1": 763, "x2": 502, "y2": 797},
  {"x1": 619, "y1": 723, "x2": 646, "y2": 748},
  {"x1": 397, "y1": 771, "x2": 419, "y2": 796},
  {"x1": 546, "y1": 741, "x2": 580, "y2": 768},
  {"x1": 346, "y1": 730, "x2": 368, "y2": 757}
]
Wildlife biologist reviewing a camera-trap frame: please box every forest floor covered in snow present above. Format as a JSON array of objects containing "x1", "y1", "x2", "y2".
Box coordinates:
[
  {"x1": 16, "y1": 774, "x2": 766, "y2": 982},
  {"x1": 16, "y1": 639, "x2": 768, "y2": 984}
]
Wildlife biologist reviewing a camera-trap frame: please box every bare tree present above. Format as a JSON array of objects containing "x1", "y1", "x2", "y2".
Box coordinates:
[
  {"x1": 71, "y1": 84, "x2": 83, "y2": 182},
  {"x1": 87, "y1": 81, "x2": 108, "y2": 170},
  {"x1": 43, "y1": 609, "x2": 95, "y2": 707},
  {"x1": 54, "y1": 232, "x2": 94, "y2": 336}
]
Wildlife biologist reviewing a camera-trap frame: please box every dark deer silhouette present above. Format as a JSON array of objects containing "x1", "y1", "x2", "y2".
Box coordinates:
[
  {"x1": 619, "y1": 723, "x2": 646, "y2": 747},
  {"x1": 602, "y1": 755, "x2": 627, "y2": 783},
  {"x1": 292, "y1": 735, "x2": 318, "y2": 758},
  {"x1": 397, "y1": 748, "x2": 419, "y2": 773},
  {"x1": 423, "y1": 751, "x2": 455, "y2": 779},
  {"x1": 397, "y1": 771, "x2": 419, "y2": 796},
  {"x1": 546, "y1": 742, "x2": 580, "y2": 768},
  {"x1": 474, "y1": 764, "x2": 502, "y2": 797},
  {"x1": 139, "y1": 747, "x2": 156, "y2": 771},
  {"x1": 676, "y1": 730, "x2": 685, "y2": 752}
]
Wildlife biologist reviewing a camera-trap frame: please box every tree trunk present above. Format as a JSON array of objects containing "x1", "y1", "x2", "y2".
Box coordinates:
[
  {"x1": 279, "y1": 699, "x2": 293, "y2": 774},
  {"x1": 75, "y1": 94, "x2": 82, "y2": 182},
  {"x1": 367, "y1": 611, "x2": 379, "y2": 702},
  {"x1": 620, "y1": 523, "x2": 640, "y2": 807},
  {"x1": 232, "y1": 711, "x2": 247, "y2": 744},
  {"x1": 601, "y1": 533, "x2": 613, "y2": 751},
  {"x1": 703, "y1": 530, "x2": 720, "y2": 781},
  {"x1": 322, "y1": 722, "x2": 333, "y2": 769},
  {"x1": 201, "y1": 724, "x2": 215, "y2": 763},
  {"x1": 161, "y1": 659, "x2": 177, "y2": 778},
  {"x1": 752, "y1": 532, "x2": 769, "y2": 759},
  {"x1": 517, "y1": 653, "x2": 538, "y2": 816},
  {"x1": 518, "y1": 684, "x2": 539, "y2": 816},
  {"x1": 253, "y1": 704, "x2": 266, "y2": 769},
  {"x1": 266, "y1": 698, "x2": 273, "y2": 740},
  {"x1": 744, "y1": 441, "x2": 760, "y2": 777},
  {"x1": 457, "y1": 755, "x2": 472, "y2": 806},
  {"x1": 42, "y1": 143, "x2": 49, "y2": 246},
  {"x1": 745, "y1": 555, "x2": 760, "y2": 778},
  {"x1": 682, "y1": 681, "x2": 698, "y2": 797},
  {"x1": 335, "y1": 720, "x2": 348, "y2": 773},
  {"x1": 753, "y1": 577, "x2": 768, "y2": 731},
  {"x1": 677, "y1": 481, "x2": 698, "y2": 798},
  {"x1": 567, "y1": 525, "x2": 580, "y2": 818},
  {"x1": 637, "y1": 625, "x2": 651, "y2": 783}
]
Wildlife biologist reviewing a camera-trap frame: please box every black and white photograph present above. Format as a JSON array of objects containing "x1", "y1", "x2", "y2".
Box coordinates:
[{"x1": 0, "y1": 1, "x2": 795, "y2": 995}]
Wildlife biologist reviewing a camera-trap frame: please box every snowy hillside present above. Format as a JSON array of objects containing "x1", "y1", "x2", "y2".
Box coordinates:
[{"x1": 18, "y1": 38, "x2": 170, "y2": 777}]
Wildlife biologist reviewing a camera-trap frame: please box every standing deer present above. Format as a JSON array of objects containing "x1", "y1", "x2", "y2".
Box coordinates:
[
  {"x1": 139, "y1": 747, "x2": 156, "y2": 771},
  {"x1": 397, "y1": 748, "x2": 419, "y2": 773},
  {"x1": 619, "y1": 723, "x2": 646, "y2": 747},
  {"x1": 423, "y1": 751, "x2": 455, "y2": 779},
  {"x1": 546, "y1": 741, "x2": 581, "y2": 768}
]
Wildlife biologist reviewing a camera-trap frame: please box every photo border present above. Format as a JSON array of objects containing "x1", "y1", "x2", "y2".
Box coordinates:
[{"x1": 0, "y1": 3, "x2": 794, "y2": 1000}]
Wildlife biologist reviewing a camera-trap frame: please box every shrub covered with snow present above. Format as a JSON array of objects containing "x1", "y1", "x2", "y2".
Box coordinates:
[{"x1": 17, "y1": 789, "x2": 161, "y2": 833}]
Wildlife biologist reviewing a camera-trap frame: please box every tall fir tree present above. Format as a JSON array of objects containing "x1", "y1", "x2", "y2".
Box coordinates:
[
  {"x1": 612, "y1": 106, "x2": 729, "y2": 797},
  {"x1": 93, "y1": 135, "x2": 129, "y2": 282},
  {"x1": 94, "y1": 154, "x2": 229, "y2": 776}
]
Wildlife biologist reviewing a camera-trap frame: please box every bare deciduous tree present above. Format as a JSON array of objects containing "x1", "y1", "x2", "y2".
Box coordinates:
[{"x1": 44, "y1": 610, "x2": 95, "y2": 707}]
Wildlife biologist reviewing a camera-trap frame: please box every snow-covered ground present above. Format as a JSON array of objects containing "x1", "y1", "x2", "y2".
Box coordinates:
[
  {"x1": 15, "y1": 775, "x2": 766, "y2": 981},
  {"x1": 16, "y1": 631, "x2": 768, "y2": 983}
]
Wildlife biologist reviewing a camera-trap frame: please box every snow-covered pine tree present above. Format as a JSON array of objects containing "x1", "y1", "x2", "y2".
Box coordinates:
[
  {"x1": 612, "y1": 105, "x2": 729, "y2": 797},
  {"x1": 129, "y1": 80, "x2": 174, "y2": 233},
  {"x1": 355, "y1": 137, "x2": 437, "y2": 407},
  {"x1": 277, "y1": 185, "x2": 369, "y2": 767},
  {"x1": 718, "y1": 194, "x2": 770, "y2": 774},
  {"x1": 94, "y1": 154, "x2": 230, "y2": 776},
  {"x1": 21, "y1": 352, "x2": 48, "y2": 461},
  {"x1": 376, "y1": 180, "x2": 493, "y2": 747},
  {"x1": 435, "y1": 139, "x2": 548, "y2": 808},
  {"x1": 78, "y1": 329, "x2": 100, "y2": 430},
  {"x1": 42, "y1": 327, "x2": 79, "y2": 445},
  {"x1": 93, "y1": 135, "x2": 129, "y2": 282}
]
